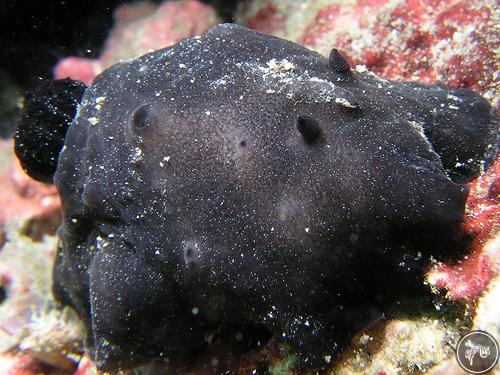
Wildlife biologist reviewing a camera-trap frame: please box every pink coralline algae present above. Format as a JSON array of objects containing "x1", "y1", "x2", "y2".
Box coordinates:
[
  {"x1": 54, "y1": 0, "x2": 219, "y2": 85},
  {"x1": 427, "y1": 158, "x2": 499, "y2": 300},
  {"x1": 0, "y1": 228, "x2": 83, "y2": 374},
  {"x1": 239, "y1": 0, "x2": 498, "y2": 110},
  {"x1": 0, "y1": 353, "x2": 48, "y2": 375},
  {"x1": 0, "y1": 141, "x2": 60, "y2": 235},
  {"x1": 241, "y1": 4, "x2": 284, "y2": 35}
]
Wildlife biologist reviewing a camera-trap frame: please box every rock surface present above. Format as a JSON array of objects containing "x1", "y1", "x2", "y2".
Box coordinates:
[{"x1": 237, "y1": 0, "x2": 499, "y2": 110}]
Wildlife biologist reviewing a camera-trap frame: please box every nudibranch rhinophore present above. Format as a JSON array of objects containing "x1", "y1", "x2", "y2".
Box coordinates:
[{"x1": 14, "y1": 24, "x2": 498, "y2": 372}]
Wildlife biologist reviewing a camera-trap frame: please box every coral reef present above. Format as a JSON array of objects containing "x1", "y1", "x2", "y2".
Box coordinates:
[
  {"x1": 237, "y1": 0, "x2": 499, "y2": 110},
  {"x1": 0, "y1": 140, "x2": 60, "y2": 240},
  {"x1": 1, "y1": 0, "x2": 498, "y2": 374},
  {"x1": 15, "y1": 24, "x2": 497, "y2": 372},
  {"x1": 54, "y1": 0, "x2": 219, "y2": 85},
  {"x1": 0, "y1": 222, "x2": 83, "y2": 374},
  {"x1": 331, "y1": 301, "x2": 468, "y2": 375},
  {"x1": 427, "y1": 158, "x2": 500, "y2": 300}
]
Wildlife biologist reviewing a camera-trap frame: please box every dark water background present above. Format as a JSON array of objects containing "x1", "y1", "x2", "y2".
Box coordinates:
[{"x1": 0, "y1": 0, "x2": 238, "y2": 138}]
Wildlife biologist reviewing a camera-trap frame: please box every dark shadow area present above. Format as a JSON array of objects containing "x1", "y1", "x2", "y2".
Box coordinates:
[
  {"x1": 20, "y1": 213, "x2": 61, "y2": 242},
  {"x1": 0, "y1": 285, "x2": 6, "y2": 304},
  {"x1": 0, "y1": 228, "x2": 5, "y2": 250}
]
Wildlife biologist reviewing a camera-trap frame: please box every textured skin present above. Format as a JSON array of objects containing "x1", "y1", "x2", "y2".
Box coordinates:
[{"x1": 51, "y1": 24, "x2": 497, "y2": 371}]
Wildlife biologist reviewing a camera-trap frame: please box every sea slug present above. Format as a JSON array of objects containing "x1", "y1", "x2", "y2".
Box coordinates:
[{"x1": 14, "y1": 24, "x2": 498, "y2": 372}]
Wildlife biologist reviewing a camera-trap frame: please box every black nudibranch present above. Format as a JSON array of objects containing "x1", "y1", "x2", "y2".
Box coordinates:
[{"x1": 14, "y1": 24, "x2": 498, "y2": 372}]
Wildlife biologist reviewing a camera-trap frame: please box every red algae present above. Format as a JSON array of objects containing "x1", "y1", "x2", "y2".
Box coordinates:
[
  {"x1": 239, "y1": 0, "x2": 499, "y2": 109},
  {"x1": 247, "y1": 5, "x2": 284, "y2": 35},
  {"x1": 428, "y1": 159, "x2": 500, "y2": 300},
  {"x1": 0, "y1": 141, "x2": 60, "y2": 238}
]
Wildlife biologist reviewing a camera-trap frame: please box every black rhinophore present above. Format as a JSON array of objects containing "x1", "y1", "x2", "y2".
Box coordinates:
[
  {"x1": 329, "y1": 48, "x2": 351, "y2": 74},
  {"x1": 14, "y1": 79, "x2": 86, "y2": 183},
  {"x1": 297, "y1": 114, "x2": 321, "y2": 142}
]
